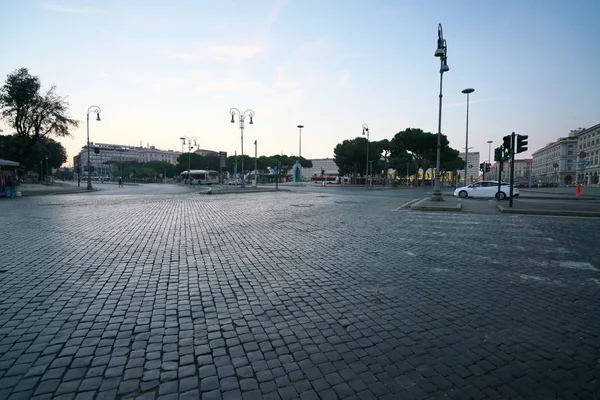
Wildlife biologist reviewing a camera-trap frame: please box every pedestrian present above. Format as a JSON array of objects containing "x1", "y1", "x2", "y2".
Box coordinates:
[{"x1": 118, "y1": 177, "x2": 123, "y2": 187}]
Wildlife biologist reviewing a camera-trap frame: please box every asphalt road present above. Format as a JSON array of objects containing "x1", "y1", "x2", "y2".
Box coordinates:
[{"x1": 1, "y1": 190, "x2": 599, "y2": 399}]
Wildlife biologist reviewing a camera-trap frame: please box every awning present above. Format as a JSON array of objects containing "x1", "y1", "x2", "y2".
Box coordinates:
[{"x1": 0, "y1": 158, "x2": 20, "y2": 167}]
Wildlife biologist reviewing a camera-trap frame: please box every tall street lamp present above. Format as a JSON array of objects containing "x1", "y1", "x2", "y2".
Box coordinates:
[
  {"x1": 362, "y1": 123, "x2": 370, "y2": 188},
  {"x1": 230, "y1": 108, "x2": 255, "y2": 188},
  {"x1": 180, "y1": 136, "x2": 197, "y2": 188},
  {"x1": 462, "y1": 88, "x2": 474, "y2": 186},
  {"x1": 86, "y1": 106, "x2": 101, "y2": 191},
  {"x1": 297, "y1": 125, "x2": 304, "y2": 159},
  {"x1": 254, "y1": 140, "x2": 258, "y2": 185},
  {"x1": 431, "y1": 24, "x2": 449, "y2": 201},
  {"x1": 486, "y1": 140, "x2": 493, "y2": 180},
  {"x1": 45, "y1": 155, "x2": 49, "y2": 182}
]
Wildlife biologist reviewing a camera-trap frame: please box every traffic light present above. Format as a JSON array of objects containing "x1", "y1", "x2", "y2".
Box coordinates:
[
  {"x1": 516, "y1": 134, "x2": 528, "y2": 154},
  {"x1": 502, "y1": 135, "x2": 512, "y2": 152},
  {"x1": 486, "y1": 163, "x2": 491, "y2": 172},
  {"x1": 479, "y1": 163, "x2": 485, "y2": 172},
  {"x1": 494, "y1": 147, "x2": 502, "y2": 162}
]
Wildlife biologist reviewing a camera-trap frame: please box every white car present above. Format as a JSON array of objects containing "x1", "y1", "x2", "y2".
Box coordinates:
[{"x1": 453, "y1": 180, "x2": 519, "y2": 200}]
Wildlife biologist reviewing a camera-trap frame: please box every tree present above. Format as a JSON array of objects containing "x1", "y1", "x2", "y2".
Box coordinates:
[
  {"x1": 333, "y1": 137, "x2": 381, "y2": 184},
  {"x1": 0, "y1": 68, "x2": 78, "y2": 162},
  {"x1": 390, "y1": 128, "x2": 437, "y2": 185},
  {"x1": 0, "y1": 135, "x2": 67, "y2": 174}
]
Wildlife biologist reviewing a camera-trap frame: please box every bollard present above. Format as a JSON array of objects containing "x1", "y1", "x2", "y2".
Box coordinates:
[{"x1": 576, "y1": 184, "x2": 582, "y2": 197}]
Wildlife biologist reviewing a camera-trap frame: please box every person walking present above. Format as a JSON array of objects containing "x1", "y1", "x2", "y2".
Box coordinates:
[{"x1": 118, "y1": 177, "x2": 123, "y2": 188}]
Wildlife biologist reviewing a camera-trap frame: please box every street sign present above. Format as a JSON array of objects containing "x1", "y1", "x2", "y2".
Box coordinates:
[
  {"x1": 579, "y1": 151, "x2": 587, "y2": 159},
  {"x1": 576, "y1": 160, "x2": 590, "y2": 166},
  {"x1": 219, "y1": 151, "x2": 227, "y2": 168},
  {"x1": 553, "y1": 162, "x2": 559, "y2": 168},
  {"x1": 273, "y1": 166, "x2": 279, "y2": 173}
]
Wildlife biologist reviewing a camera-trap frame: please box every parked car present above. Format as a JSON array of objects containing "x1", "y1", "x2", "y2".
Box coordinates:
[
  {"x1": 228, "y1": 179, "x2": 241, "y2": 185},
  {"x1": 453, "y1": 180, "x2": 519, "y2": 200}
]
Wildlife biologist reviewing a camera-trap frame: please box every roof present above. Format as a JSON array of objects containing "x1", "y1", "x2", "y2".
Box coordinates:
[{"x1": 0, "y1": 158, "x2": 20, "y2": 167}]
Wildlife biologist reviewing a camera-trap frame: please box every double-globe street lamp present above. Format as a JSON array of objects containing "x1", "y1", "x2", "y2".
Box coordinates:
[
  {"x1": 362, "y1": 123, "x2": 370, "y2": 188},
  {"x1": 230, "y1": 108, "x2": 255, "y2": 188},
  {"x1": 179, "y1": 136, "x2": 197, "y2": 188},
  {"x1": 86, "y1": 106, "x2": 101, "y2": 191},
  {"x1": 462, "y1": 88, "x2": 474, "y2": 185},
  {"x1": 431, "y1": 24, "x2": 449, "y2": 201}
]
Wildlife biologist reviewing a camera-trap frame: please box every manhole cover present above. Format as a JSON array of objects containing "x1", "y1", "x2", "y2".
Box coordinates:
[
  {"x1": 335, "y1": 200, "x2": 358, "y2": 204},
  {"x1": 40, "y1": 203, "x2": 65, "y2": 206},
  {"x1": 316, "y1": 195, "x2": 329, "y2": 198},
  {"x1": 0, "y1": 270, "x2": 7, "y2": 273},
  {"x1": 290, "y1": 204, "x2": 314, "y2": 208}
]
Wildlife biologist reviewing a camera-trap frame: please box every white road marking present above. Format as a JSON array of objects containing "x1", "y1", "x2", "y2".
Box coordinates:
[
  {"x1": 559, "y1": 261, "x2": 597, "y2": 271},
  {"x1": 393, "y1": 198, "x2": 420, "y2": 211}
]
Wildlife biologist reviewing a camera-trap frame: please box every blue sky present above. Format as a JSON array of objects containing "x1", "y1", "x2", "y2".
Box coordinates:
[{"x1": 1, "y1": 0, "x2": 599, "y2": 166}]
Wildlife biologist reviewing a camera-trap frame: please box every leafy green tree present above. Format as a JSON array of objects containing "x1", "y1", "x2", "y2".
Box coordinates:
[
  {"x1": 0, "y1": 68, "x2": 78, "y2": 162},
  {"x1": 0, "y1": 135, "x2": 66, "y2": 174},
  {"x1": 333, "y1": 137, "x2": 381, "y2": 183}
]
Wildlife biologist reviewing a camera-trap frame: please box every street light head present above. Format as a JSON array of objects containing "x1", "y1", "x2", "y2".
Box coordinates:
[
  {"x1": 434, "y1": 44, "x2": 445, "y2": 58},
  {"x1": 440, "y1": 57, "x2": 449, "y2": 73},
  {"x1": 179, "y1": 137, "x2": 185, "y2": 143},
  {"x1": 297, "y1": 125, "x2": 304, "y2": 129},
  {"x1": 249, "y1": 115, "x2": 253, "y2": 124},
  {"x1": 462, "y1": 88, "x2": 475, "y2": 94},
  {"x1": 96, "y1": 112, "x2": 101, "y2": 121},
  {"x1": 230, "y1": 114, "x2": 235, "y2": 123}
]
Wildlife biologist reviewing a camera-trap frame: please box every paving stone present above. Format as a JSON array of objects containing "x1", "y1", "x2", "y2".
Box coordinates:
[{"x1": 1, "y1": 191, "x2": 599, "y2": 399}]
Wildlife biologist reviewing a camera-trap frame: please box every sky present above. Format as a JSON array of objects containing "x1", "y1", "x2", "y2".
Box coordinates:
[{"x1": 1, "y1": 0, "x2": 599, "y2": 166}]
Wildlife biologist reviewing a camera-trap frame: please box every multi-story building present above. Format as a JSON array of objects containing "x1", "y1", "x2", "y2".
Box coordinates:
[
  {"x1": 74, "y1": 143, "x2": 182, "y2": 178},
  {"x1": 532, "y1": 130, "x2": 580, "y2": 185},
  {"x1": 488, "y1": 159, "x2": 532, "y2": 183},
  {"x1": 458, "y1": 152, "x2": 480, "y2": 184},
  {"x1": 574, "y1": 123, "x2": 600, "y2": 186},
  {"x1": 138, "y1": 146, "x2": 180, "y2": 164}
]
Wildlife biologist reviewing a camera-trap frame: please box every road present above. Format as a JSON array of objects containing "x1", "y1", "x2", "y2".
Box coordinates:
[{"x1": 1, "y1": 189, "x2": 599, "y2": 399}]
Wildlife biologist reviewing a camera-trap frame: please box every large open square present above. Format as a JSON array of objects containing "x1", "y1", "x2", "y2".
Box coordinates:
[{"x1": 1, "y1": 188, "x2": 599, "y2": 399}]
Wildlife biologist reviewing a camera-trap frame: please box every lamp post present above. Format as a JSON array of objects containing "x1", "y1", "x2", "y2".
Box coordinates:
[
  {"x1": 45, "y1": 155, "x2": 49, "y2": 182},
  {"x1": 461, "y1": 88, "x2": 474, "y2": 185},
  {"x1": 431, "y1": 24, "x2": 449, "y2": 201},
  {"x1": 297, "y1": 125, "x2": 304, "y2": 159},
  {"x1": 86, "y1": 106, "x2": 101, "y2": 191},
  {"x1": 230, "y1": 108, "x2": 255, "y2": 188},
  {"x1": 254, "y1": 140, "x2": 258, "y2": 186},
  {"x1": 362, "y1": 124, "x2": 369, "y2": 188},
  {"x1": 179, "y1": 136, "x2": 197, "y2": 188}
]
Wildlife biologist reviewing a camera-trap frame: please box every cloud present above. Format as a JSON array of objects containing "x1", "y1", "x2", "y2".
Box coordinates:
[
  {"x1": 275, "y1": 67, "x2": 300, "y2": 89},
  {"x1": 42, "y1": 1, "x2": 104, "y2": 14},
  {"x1": 162, "y1": 43, "x2": 267, "y2": 64},
  {"x1": 199, "y1": 80, "x2": 262, "y2": 93},
  {"x1": 338, "y1": 71, "x2": 351, "y2": 89},
  {"x1": 443, "y1": 97, "x2": 500, "y2": 108}
]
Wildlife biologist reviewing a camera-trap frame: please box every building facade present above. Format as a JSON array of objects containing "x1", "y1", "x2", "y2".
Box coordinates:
[
  {"x1": 488, "y1": 159, "x2": 532, "y2": 183},
  {"x1": 302, "y1": 158, "x2": 339, "y2": 179},
  {"x1": 458, "y1": 152, "x2": 480, "y2": 184},
  {"x1": 574, "y1": 123, "x2": 600, "y2": 186},
  {"x1": 74, "y1": 142, "x2": 181, "y2": 178},
  {"x1": 532, "y1": 131, "x2": 579, "y2": 184}
]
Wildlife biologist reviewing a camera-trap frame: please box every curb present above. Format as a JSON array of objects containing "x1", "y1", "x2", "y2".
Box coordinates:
[
  {"x1": 198, "y1": 188, "x2": 291, "y2": 195},
  {"x1": 21, "y1": 189, "x2": 97, "y2": 196},
  {"x1": 518, "y1": 195, "x2": 598, "y2": 201},
  {"x1": 410, "y1": 197, "x2": 462, "y2": 212},
  {"x1": 497, "y1": 205, "x2": 600, "y2": 217}
]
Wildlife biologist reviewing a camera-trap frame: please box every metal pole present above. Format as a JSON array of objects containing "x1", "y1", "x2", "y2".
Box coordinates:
[
  {"x1": 366, "y1": 131, "x2": 369, "y2": 188},
  {"x1": 406, "y1": 163, "x2": 409, "y2": 185},
  {"x1": 464, "y1": 93, "x2": 470, "y2": 185},
  {"x1": 86, "y1": 113, "x2": 92, "y2": 190},
  {"x1": 431, "y1": 63, "x2": 444, "y2": 200},
  {"x1": 299, "y1": 127, "x2": 302, "y2": 158},
  {"x1": 497, "y1": 153, "x2": 503, "y2": 200},
  {"x1": 509, "y1": 132, "x2": 516, "y2": 208},
  {"x1": 254, "y1": 140, "x2": 257, "y2": 186},
  {"x1": 240, "y1": 123, "x2": 245, "y2": 188},
  {"x1": 188, "y1": 148, "x2": 191, "y2": 188}
]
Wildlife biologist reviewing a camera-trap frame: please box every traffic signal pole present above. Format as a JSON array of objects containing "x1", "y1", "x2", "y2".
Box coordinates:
[
  {"x1": 497, "y1": 156, "x2": 503, "y2": 200},
  {"x1": 509, "y1": 132, "x2": 516, "y2": 208}
]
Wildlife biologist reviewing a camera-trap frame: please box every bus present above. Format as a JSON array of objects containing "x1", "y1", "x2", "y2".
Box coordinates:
[{"x1": 180, "y1": 170, "x2": 219, "y2": 185}]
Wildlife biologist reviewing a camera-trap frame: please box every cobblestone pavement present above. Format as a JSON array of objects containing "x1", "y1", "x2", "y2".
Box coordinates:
[{"x1": 1, "y1": 192, "x2": 599, "y2": 399}]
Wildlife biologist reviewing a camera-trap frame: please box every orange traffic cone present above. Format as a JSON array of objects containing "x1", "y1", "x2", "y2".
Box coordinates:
[{"x1": 576, "y1": 184, "x2": 582, "y2": 196}]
